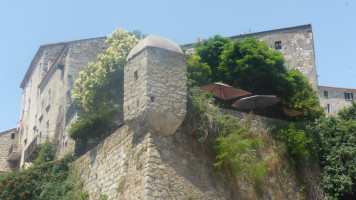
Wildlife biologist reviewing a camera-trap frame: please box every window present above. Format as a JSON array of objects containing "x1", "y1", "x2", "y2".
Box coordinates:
[
  {"x1": 134, "y1": 70, "x2": 138, "y2": 80},
  {"x1": 24, "y1": 138, "x2": 27, "y2": 145},
  {"x1": 11, "y1": 133, "x2": 15, "y2": 139},
  {"x1": 324, "y1": 90, "x2": 329, "y2": 99},
  {"x1": 344, "y1": 92, "x2": 353, "y2": 100},
  {"x1": 275, "y1": 41, "x2": 282, "y2": 50},
  {"x1": 325, "y1": 104, "x2": 333, "y2": 114},
  {"x1": 150, "y1": 96, "x2": 155, "y2": 102}
]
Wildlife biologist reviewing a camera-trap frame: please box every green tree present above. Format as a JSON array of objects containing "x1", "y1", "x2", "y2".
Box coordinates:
[
  {"x1": 287, "y1": 69, "x2": 324, "y2": 121},
  {"x1": 190, "y1": 35, "x2": 323, "y2": 121},
  {"x1": 219, "y1": 37, "x2": 293, "y2": 100},
  {"x1": 129, "y1": 29, "x2": 147, "y2": 40},
  {"x1": 339, "y1": 101, "x2": 356, "y2": 120},
  {"x1": 186, "y1": 54, "x2": 211, "y2": 86},
  {"x1": 315, "y1": 113, "x2": 356, "y2": 199},
  {"x1": 72, "y1": 29, "x2": 140, "y2": 113},
  {"x1": 194, "y1": 35, "x2": 230, "y2": 81}
]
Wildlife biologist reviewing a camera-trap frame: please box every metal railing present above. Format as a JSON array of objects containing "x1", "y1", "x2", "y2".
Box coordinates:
[
  {"x1": 65, "y1": 101, "x2": 81, "y2": 125},
  {"x1": 24, "y1": 135, "x2": 38, "y2": 162},
  {"x1": 8, "y1": 144, "x2": 18, "y2": 156}
]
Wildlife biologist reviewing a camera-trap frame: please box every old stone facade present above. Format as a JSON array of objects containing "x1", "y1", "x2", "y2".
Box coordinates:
[
  {"x1": 0, "y1": 25, "x2": 351, "y2": 199},
  {"x1": 16, "y1": 37, "x2": 107, "y2": 167},
  {"x1": 124, "y1": 35, "x2": 187, "y2": 136},
  {"x1": 0, "y1": 128, "x2": 19, "y2": 174},
  {"x1": 318, "y1": 85, "x2": 356, "y2": 115}
]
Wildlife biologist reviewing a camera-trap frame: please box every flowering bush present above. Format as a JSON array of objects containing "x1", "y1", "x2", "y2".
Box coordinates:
[{"x1": 0, "y1": 153, "x2": 84, "y2": 200}]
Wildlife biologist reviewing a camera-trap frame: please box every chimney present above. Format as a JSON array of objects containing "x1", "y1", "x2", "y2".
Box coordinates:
[{"x1": 196, "y1": 38, "x2": 200, "y2": 43}]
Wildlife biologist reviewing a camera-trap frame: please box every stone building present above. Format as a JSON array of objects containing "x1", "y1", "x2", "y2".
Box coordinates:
[
  {"x1": 0, "y1": 128, "x2": 19, "y2": 174},
  {"x1": 318, "y1": 85, "x2": 355, "y2": 115},
  {"x1": 16, "y1": 37, "x2": 107, "y2": 168},
  {"x1": 184, "y1": 24, "x2": 318, "y2": 91},
  {"x1": 1, "y1": 24, "x2": 354, "y2": 171}
]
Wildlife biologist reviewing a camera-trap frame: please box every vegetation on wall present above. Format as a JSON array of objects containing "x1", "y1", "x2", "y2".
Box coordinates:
[
  {"x1": 69, "y1": 29, "x2": 141, "y2": 147},
  {"x1": 34, "y1": 141, "x2": 55, "y2": 166},
  {"x1": 186, "y1": 87, "x2": 269, "y2": 192},
  {"x1": 72, "y1": 29, "x2": 140, "y2": 113},
  {"x1": 0, "y1": 153, "x2": 87, "y2": 200}
]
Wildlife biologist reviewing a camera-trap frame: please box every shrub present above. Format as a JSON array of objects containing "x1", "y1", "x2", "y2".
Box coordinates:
[
  {"x1": 34, "y1": 141, "x2": 55, "y2": 166},
  {"x1": 278, "y1": 123, "x2": 311, "y2": 156},
  {"x1": 0, "y1": 153, "x2": 85, "y2": 200},
  {"x1": 69, "y1": 108, "x2": 119, "y2": 140},
  {"x1": 315, "y1": 116, "x2": 356, "y2": 199},
  {"x1": 187, "y1": 88, "x2": 269, "y2": 189}
]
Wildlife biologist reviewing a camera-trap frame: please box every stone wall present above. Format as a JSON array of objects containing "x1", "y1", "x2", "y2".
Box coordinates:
[
  {"x1": 124, "y1": 35, "x2": 187, "y2": 136},
  {"x1": 74, "y1": 111, "x2": 318, "y2": 200},
  {"x1": 0, "y1": 128, "x2": 18, "y2": 173},
  {"x1": 18, "y1": 37, "x2": 107, "y2": 167},
  {"x1": 318, "y1": 86, "x2": 356, "y2": 116}
]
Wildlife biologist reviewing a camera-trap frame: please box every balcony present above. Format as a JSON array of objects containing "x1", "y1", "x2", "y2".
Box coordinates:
[
  {"x1": 65, "y1": 101, "x2": 82, "y2": 126},
  {"x1": 8, "y1": 144, "x2": 21, "y2": 161},
  {"x1": 24, "y1": 136, "x2": 39, "y2": 162}
]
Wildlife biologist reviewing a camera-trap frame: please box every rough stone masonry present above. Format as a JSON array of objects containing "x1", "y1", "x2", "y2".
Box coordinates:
[{"x1": 124, "y1": 35, "x2": 187, "y2": 136}]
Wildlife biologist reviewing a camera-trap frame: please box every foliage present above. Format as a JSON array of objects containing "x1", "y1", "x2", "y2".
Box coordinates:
[
  {"x1": 287, "y1": 69, "x2": 324, "y2": 121},
  {"x1": 194, "y1": 35, "x2": 230, "y2": 81},
  {"x1": 338, "y1": 101, "x2": 356, "y2": 120},
  {"x1": 278, "y1": 123, "x2": 311, "y2": 156},
  {"x1": 69, "y1": 108, "x2": 119, "y2": 140},
  {"x1": 186, "y1": 87, "x2": 220, "y2": 144},
  {"x1": 187, "y1": 88, "x2": 269, "y2": 189},
  {"x1": 34, "y1": 141, "x2": 55, "y2": 166},
  {"x1": 219, "y1": 37, "x2": 293, "y2": 100},
  {"x1": 72, "y1": 29, "x2": 140, "y2": 113},
  {"x1": 129, "y1": 29, "x2": 147, "y2": 40},
  {"x1": 0, "y1": 153, "x2": 87, "y2": 200},
  {"x1": 314, "y1": 115, "x2": 356, "y2": 200},
  {"x1": 190, "y1": 35, "x2": 324, "y2": 122},
  {"x1": 186, "y1": 54, "x2": 211, "y2": 86}
]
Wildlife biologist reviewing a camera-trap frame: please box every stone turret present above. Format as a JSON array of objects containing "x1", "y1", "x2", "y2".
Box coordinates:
[{"x1": 124, "y1": 35, "x2": 187, "y2": 135}]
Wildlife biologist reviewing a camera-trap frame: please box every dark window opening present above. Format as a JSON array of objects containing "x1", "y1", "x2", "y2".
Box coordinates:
[
  {"x1": 324, "y1": 90, "x2": 328, "y2": 99},
  {"x1": 150, "y1": 96, "x2": 155, "y2": 102},
  {"x1": 134, "y1": 71, "x2": 138, "y2": 80},
  {"x1": 275, "y1": 41, "x2": 282, "y2": 50},
  {"x1": 325, "y1": 104, "x2": 333, "y2": 113},
  {"x1": 24, "y1": 139, "x2": 27, "y2": 145},
  {"x1": 345, "y1": 92, "x2": 353, "y2": 100},
  {"x1": 11, "y1": 133, "x2": 15, "y2": 139}
]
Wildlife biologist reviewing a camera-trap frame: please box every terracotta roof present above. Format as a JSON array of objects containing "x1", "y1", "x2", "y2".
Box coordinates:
[
  {"x1": 182, "y1": 24, "x2": 312, "y2": 47},
  {"x1": 20, "y1": 36, "x2": 107, "y2": 89},
  {"x1": 318, "y1": 85, "x2": 356, "y2": 91}
]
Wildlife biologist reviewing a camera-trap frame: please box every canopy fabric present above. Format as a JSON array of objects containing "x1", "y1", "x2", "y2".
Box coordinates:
[
  {"x1": 231, "y1": 95, "x2": 281, "y2": 110},
  {"x1": 200, "y1": 82, "x2": 251, "y2": 100},
  {"x1": 282, "y1": 107, "x2": 303, "y2": 117}
]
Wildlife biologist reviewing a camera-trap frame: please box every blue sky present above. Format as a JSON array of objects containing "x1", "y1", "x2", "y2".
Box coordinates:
[{"x1": 0, "y1": 0, "x2": 355, "y2": 131}]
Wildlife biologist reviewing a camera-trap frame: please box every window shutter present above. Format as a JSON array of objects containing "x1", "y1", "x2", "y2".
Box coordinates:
[{"x1": 330, "y1": 104, "x2": 333, "y2": 113}]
